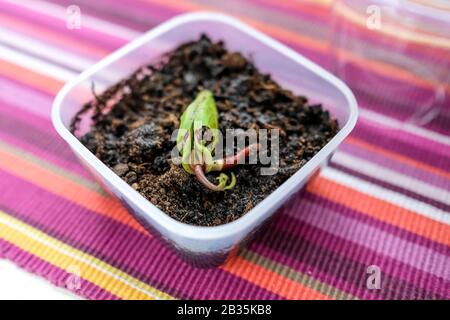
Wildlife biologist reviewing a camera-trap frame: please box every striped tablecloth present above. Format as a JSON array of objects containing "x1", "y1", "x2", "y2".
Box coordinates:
[{"x1": 0, "y1": 0, "x2": 449, "y2": 300}]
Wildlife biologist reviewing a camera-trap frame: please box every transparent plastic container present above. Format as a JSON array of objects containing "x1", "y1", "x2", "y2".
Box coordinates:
[
  {"x1": 331, "y1": 0, "x2": 450, "y2": 125},
  {"x1": 52, "y1": 12, "x2": 358, "y2": 267}
]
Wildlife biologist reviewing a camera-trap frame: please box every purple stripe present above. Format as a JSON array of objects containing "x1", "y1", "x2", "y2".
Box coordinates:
[
  {"x1": 0, "y1": 114, "x2": 76, "y2": 161},
  {"x1": 0, "y1": 98, "x2": 90, "y2": 166},
  {"x1": 349, "y1": 81, "x2": 450, "y2": 136},
  {"x1": 0, "y1": 86, "x2": 93, "y2": 179},
  {"x1": 0, "y1": 98, "x2": 57, "y2": 135},
  {"x1": 340, "y1": 60, "x2": 450, "y2": 111},
  {"x1": 287, "y1": 195, "x2": 450, "y2": 282},
  {"x1": 247, "y1": 0, "x2": 329, "y2": 23},
  {"x1": 351, "y1": 124, "x2": 450, "y2": 172},
  {"x1": 0, "y1": 169, "x2": 281, "y2": 299},
  {"x1": 356, "y1": 85, "x2": 450, "y2": 126},
  {"x1": 0, "y1": 130, "x2": 92, "y2": 180},
  {"x1": 424, "y1": 111, "x2": 450, "y2": 137},
  {"x1": 77, "y1": 0, "x2": 177, "y2": 29},
  {"x1": 356, "y1": 117, "x2": 450, "y2": 159},
  {"x1": 0, "y1": 104, "x2": 69, "y2": 157},
  {"x1": 330, "y1": 162, "x2": 450, "y2": 213},
  {"x1": 250, "y1": 208, "x2": 447, "y2": 299},
  {"x1": 339, "y1": 143, "x2": 450, "y2": 191},
  {"x1": 0, "y1": 76, "x2": 54, "y2": 118},
  {"x1": 303, "y1": 191, "x2": 450, "y2": 256},
  {"x1": 0, "y1": 238, "x2": 119, "y2": 300}
]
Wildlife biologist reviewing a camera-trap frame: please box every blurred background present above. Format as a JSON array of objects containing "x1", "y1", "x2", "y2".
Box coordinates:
[{"x1": 0, "y1": 0, "x2": 449, "y2": 300}]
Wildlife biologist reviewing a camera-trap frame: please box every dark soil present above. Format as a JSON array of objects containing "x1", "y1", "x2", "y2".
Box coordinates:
[{"x1": 71, "y1": 35, "x2": 338, "y2": 226}]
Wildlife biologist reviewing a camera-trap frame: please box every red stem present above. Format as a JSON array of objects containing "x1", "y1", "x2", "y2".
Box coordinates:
[
  {"x1": 193, "y1": 164, "x2": 225, "y2": 191},
  {"x1": 217, "y1": 143, "x2": 261, "y2": 170},
  {"x1": 191, "y1": 143, "x2": 261, "y2": 191}
]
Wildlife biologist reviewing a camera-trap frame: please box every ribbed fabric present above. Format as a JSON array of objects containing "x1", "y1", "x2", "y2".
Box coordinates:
[{"x1": 0, "y1": 0, "x2": 448, "y2": 300}]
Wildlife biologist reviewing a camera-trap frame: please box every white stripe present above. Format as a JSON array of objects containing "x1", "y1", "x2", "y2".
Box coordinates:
[
  {"x1": 0, "y1": 27, "x2": 94, "y2": 71},
  {"x1": 333, "y1": 151, "x2": 450, "y2": 206},
  {"x1": 0, "y1": 44, "x2": 76, "y2": 82},
  {"x1": 0, "y1": 214, "x2": 161, "y2": 299},
  {"x1": 0, "y1": 29, "x2": 124, "y2": 83},
  {"x1": 359, "y1": 108, "x2": 450, "y2": 147},
  {"x1": 321, "y1": 167, "x2": 450, "y2": 225},
  {"x1": 4, "y1": 0, "x2": 139, "y2": 40}
]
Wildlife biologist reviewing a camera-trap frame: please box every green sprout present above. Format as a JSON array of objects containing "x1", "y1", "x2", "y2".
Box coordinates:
[{"x1": 176, "y1": 90, "x2": 260, "y2": 191}]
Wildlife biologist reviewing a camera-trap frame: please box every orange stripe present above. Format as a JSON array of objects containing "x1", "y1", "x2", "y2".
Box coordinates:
[
  {"x1": 222, "y1": 256, "x2": 330, "y2": 300},
  {"x1": 307, "y1": 175, "x2": 450, "y2": 246},
  {"x1": 0, "y1": 12, "x2": 109, "y2": 58},
  {"x1": 0, "y1": 60, "x2": 63, "y2": 95},
  {"x1": 0, "y1": 148, "x2": 147, "y2": 234},
  {"x1": 346, "y1": 137, "x2": 450, "y2": 181}
]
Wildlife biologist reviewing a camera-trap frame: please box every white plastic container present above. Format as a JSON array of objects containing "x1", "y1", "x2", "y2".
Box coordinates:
[{"x1": 52, "y1": 12, "x2": 358, "y2": 267}]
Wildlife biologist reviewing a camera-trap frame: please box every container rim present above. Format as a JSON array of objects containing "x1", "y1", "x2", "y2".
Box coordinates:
[{"x1": 52, "y1": 12, "x2": 358, "y2": 241}]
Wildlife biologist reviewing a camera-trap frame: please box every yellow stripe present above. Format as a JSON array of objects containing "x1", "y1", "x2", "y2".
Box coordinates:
[{"x1": 0, "y1": 211, "x2": 173, "y2": 300}]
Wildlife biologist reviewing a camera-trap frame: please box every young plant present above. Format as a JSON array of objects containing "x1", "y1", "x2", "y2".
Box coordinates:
[{"x1": 176, "y1": 90, "x2": 260, "y2": 191}]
